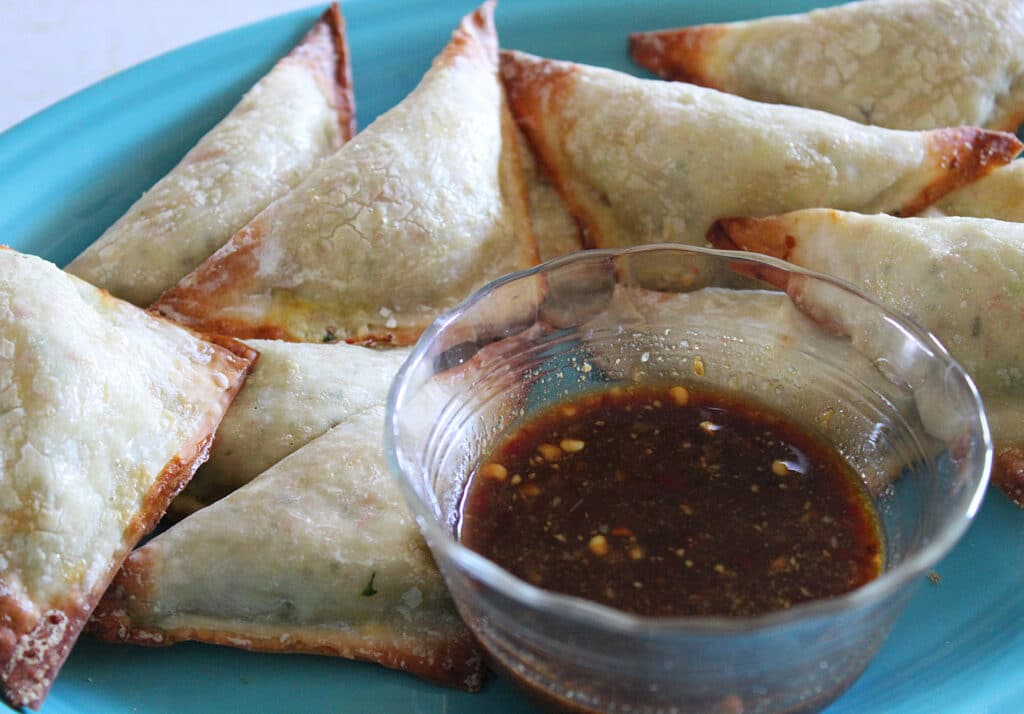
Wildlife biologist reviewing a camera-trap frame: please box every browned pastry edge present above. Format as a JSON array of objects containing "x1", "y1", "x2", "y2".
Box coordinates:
[
  {"x1": 90, "y1": 543, "x2": 484, "y2": 692},
  {"x1": 152, "y1": 2, "x2": 525, "y2": 348},
  {"x1": 309, "y1": 3, "x2": 357, "y2": 142},
  {"x1": 439, "y1": 0, "x2": 497, "y2": 68},
  {"x1": 706, "y1": 215, "x2": 796, "y2": 291},
  {"x1": 88, "y1": 610, "x2": 485, "y2": 693},
  {"x1": 629, "y1": 26, "x2": 1024, "y2": 136},
  {"x1": 0, "y1": 334, "x2": 256, "y2": 710},
  {"x1": 709, "y1": 216, "x2": 849, "y2": 336},
  {"x1": 500, "y1": 52, "x2": 606, "y2": 248},
  {"x1": 898, "y1": 128, "x2": 1022, "y2": 216},
  {"x1": 627, "y1": 25, "x2": 727, "y2": 85}
]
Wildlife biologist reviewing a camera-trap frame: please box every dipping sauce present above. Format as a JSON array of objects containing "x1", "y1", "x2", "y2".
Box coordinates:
[{"x1": 458, "y1": 385, "x2": 883, "y2": 617}]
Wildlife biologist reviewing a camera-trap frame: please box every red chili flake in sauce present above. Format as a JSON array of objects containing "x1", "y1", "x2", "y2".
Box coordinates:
[{"x1": 458, "y1": 385, "x2": 884, "y2": 617}]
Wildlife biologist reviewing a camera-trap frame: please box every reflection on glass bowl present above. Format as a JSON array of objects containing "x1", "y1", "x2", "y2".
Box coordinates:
[{"x1": 386, "y1": 244, "x2": 991, "y2": 714}]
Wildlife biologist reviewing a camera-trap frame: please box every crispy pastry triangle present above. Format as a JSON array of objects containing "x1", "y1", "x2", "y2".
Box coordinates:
[
  {"x1": 66, "y1": 4, "x2": 356, "y2": 306},
  {"x1": 172, "y1": 340, "x2": 410, "y2": 515},
  {"x1": 90, "y1": 406, "x2": 484, "y2": 691},
  {"x1": 709, "y1": 208, "x2": 1024, "y2": 505},
  {"x1": 500, "y1": 51, "x2": 1020, "y2": 252},
  {"x1": 630, "y1": 0, "x2": 1024, "y2": 131},
  {"x1": 0, "y1": 249, "x2": 255, "y2": 709},
  {"x1": 153, "y1": 3, "x2": 538, "y2": 345}
]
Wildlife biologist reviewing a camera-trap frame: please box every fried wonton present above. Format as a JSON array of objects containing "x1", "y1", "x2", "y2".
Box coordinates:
[
  {"x1": 930, "y1": 161, "x2": 1024, "y2": 222},
  {"x1": 0, "y1": 249, "x2": 255, "y2": 709},
  {"x1": 66, "y1": 4, "x2": 356, "y2": 306},
  {"x1": 629, "y1": 0, "x2": 1024, "y2": 132},
  {"x1": 172, "y1": 340, "x2": 410, "y2": 515},
  {"x1": 709, "y1": 209, "x2": 1024, "y2": 504},
  {"x1": 152, "y1": 3, "x2": 538, "y2": 345},
  {"x1": 499, "y1": 51, "x2": 1020, "y2": 253},
  {"x1": 90, "y1": 406, "x2": 484, "y2": 691}
]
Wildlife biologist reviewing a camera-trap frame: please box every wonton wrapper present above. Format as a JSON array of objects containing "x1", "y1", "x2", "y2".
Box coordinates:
[
  {"x1": 153, "y1": 3, "x2": 538, "y2": 345},
  {"x1": 500, "y1": 51, "x2": 1020, "y2": 252},
  {"x1": 515, "y1": 128, "x2": 583, "y2": 261},
  {"x1": 630, "y1": 0, "x2": 1024, "y2": 132},
  {"x1": 90, "y1": 406, "x2": 484, "y2": 691},
  {"x1": 172, "y1": 340, "x2": 410, "y2": 514},
  {"x1": 709, "y1": 209, "x2": 1024, "y2": 504},
  {"x1": 930, "y1": 161, "x2": 1024, "y2": 223},
  {"x1": 0, "y1": 249, "x2": 255, "y2": 709},
  {"x1": 66, "y1": 4, "x2": 356, "y2": 306}
]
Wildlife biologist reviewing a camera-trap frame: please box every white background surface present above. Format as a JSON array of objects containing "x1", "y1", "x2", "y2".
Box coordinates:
[{"x1": 0, "y1": 0, "x2": 315, "y2": 132}]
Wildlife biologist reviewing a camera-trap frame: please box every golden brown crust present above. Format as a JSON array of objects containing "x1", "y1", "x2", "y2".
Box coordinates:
[
  {"x1": 149, "y1": 218, "x2": 272, "y2": 335},
  {"x1": 89, "y1": 552, "x2": 483, "y2": 692},
  {"x1": 628, "y1": 25, "x2": 727, "y2": 85},
  {"x1": 304, "y1": 3, "x2": 357, "y2": 142},
  {"x1": 900, "y1": 128, "x2": 1023, "y2": 216},
  {"x1": 89, "y1": 615, "x2": 484, "y2": 692},
  {"x1": 994, "y1": 447, "x2": 1024, "y2": 507},
  {"x1": 500, "y1": 52, "x2": 601, "y2": 247},
  {"x1": 503, "y1": 51, "x2": 1020, "y2": 252},
  {"x1": 1, "y1": 608, "x2": 80, "y2": 710},
  {"x1": 706, "y1": 214, "x2": 850, "y2": 336},
  {"x1": 0, "y1": 333, "x2": 255, "y2": 710},
  {"x1": 442, "y1": 1, "x2": 497, "y2": 68},
  {"x1": 0, "y1": 450, "x2": 206, "y2": 710},
  {"x1": 149, "y1": 3, "x2": 357, "y2": 333},
  {"x1": 707, "y1": 216, "x2": 796, "y2": 263},
  {"x1": 155, "y1": 4, "x2": 528, "y2": 346},
  {"x1": 707, "y1": 216, "x2": 796, "y2": 290}
]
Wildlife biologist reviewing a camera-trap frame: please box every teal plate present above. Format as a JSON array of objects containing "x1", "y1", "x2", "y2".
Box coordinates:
[{"x1": 1, "y1": 0, "x2": 1022, "y2": 711}]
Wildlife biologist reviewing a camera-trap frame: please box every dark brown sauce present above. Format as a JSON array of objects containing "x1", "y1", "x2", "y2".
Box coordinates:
[{"x1": 458, "y1": 385, "x2": 883, "y2": 617}]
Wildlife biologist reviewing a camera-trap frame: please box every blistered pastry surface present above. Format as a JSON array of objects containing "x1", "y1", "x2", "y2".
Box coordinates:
[
  {"x1": 501, "y1": 52, "x2": 1017, "y2": 252},
  {"x1": 155, "y1": 6, "x2": 536, "y2": 344},
  {"x1": 175, "y1": 341, "x2": 409, "y2": 511},
  {"x1": 637, "y1": 0, "x2": 1024, "y2": 131},
  {"x1": 94, "y1": 407, "x2": 482, "y2": 689},
  {"x1": 66, "y1": 9, "x2": 352, "y2": 306}
]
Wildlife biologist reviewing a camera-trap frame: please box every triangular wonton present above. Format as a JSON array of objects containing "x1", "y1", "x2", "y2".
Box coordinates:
[
  {"x1": 500, "y1": 50, "x2": 1020, "y2": 251},
  {"x1": 172, "y1": 340, "x2": 410, "y2": 515},
  {"x1": 66, "y1": 4, "x2": 356, "y2": 306},
  {"x1": 90, "y1": 406, "x2": 484, "y2": 691},
  {"x1": 0, "y1": 249, "x2": 255, "y2": 709},
  {"x1": 709, "y1": 209, "x2": 1024, "y2": 505},
  {"x1": 630, "y1": 0, "x2": 1024, "y2": 131},
  {"x1": 153, "y1": 3, "x2": 537, "y2": 345}
]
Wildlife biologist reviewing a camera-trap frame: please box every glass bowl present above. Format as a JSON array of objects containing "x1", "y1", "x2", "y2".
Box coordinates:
[{"x1": 384, "y1": 245, "x2": 991, "y2": 713}]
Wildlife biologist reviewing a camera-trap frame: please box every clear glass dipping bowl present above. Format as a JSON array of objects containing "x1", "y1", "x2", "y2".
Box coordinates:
[{"x1": 385, "y1": 245, "x2": 991, "y2": 713}]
